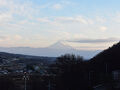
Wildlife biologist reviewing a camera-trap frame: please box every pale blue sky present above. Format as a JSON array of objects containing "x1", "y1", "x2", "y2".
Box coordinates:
[{"x1": 0, "y1": 0, "x2": 120, "y2": 50}]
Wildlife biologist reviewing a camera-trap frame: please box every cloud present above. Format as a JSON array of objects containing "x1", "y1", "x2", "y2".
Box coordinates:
[
  {"x1": 0, "y1": 36, "x2": 8, "y2": 41},
  {"x1": 54, "y1": 16, "x2": 94, "y2": 24},
  {"x1": 96, "y1": 16, "x2": 106, "y2": 23},
  {"x1": 52, "y1": 4, "x2": 63, "y2": 10},
  {"x1": 68, "y1": 38, "x2": 119, "y2": 43},
  {"x1": 0, "y1": 0, "x2": 40, "y2": 20},
  {"x1": 37, "y1": 18, "x2": 51, "y2": 23},
  {"x1": 0, "y1": 0, "x2": 119, "y2": 49},
  {"x1": 75, "y1": 46, "x2": 108, "y2": 50},
  {"x1": 99, "y1": 26, "x2": 107, "y2": 31},
  {"x1": 36, "y1": 16, "x2": 94, "y2": 25},
  {"x1": 0, "y1": 13, "x2": 13, "y2": 24},
  {"x1": 52, "y1": 1, "x2": 74, "y2": 10},
  {"x1": 14, "y1": 35, "x2": 23, "y2": 40},
  {"x1": 0, "y1": 35, "x2": 22, "y2": 42},
  {"x1": 112, "y1": 12, "x2": 120, "y2": 23}
]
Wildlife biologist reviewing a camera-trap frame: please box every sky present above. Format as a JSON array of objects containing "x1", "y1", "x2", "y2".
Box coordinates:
[{"x1": 0, "y1": 0, "x2": 120, "y2": 50}]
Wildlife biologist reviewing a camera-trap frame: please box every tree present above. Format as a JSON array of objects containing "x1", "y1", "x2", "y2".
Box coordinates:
[{"x1": 50, "y1": 54, "x2": 92, "y2": 90}]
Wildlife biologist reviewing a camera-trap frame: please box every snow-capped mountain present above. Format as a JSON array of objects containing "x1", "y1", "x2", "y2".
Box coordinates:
[
  {"x1": 48, "y1": 42, "x2": 73, "y2": 49},
  {"x1": 0, "y1": 42, "x2": 100, "y2": 59}
]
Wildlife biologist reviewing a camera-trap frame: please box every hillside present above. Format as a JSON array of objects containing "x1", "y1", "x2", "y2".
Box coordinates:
[
  {"x1": 90, "y1": 41, "x2": 120, "y2": 71},
  {"x1": 0, "y1": 52, "x2": 56, "y2": 65}
]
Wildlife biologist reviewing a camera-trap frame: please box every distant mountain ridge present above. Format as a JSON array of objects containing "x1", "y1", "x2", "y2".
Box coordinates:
[
  {"x1": 0, "y1": 52, "x2": 56, "y2": 64},
  {"x1": 0, "y1": 42, "x2": 100, "y2": 59}
]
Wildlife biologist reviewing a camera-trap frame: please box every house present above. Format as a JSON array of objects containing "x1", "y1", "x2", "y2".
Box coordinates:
[
  {"x1": 112, "y1": 70, "x2": 120, "y2": 81},
  {"x1": 94, "y1": 70, "x2": 120, "y2": 90}
]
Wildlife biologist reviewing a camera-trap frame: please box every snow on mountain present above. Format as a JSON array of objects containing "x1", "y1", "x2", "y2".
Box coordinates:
[{"x1": 48, "y1": 42, "x2": 73, "y2": 49}]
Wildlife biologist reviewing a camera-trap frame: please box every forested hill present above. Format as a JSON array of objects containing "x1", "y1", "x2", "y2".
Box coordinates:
[
  {"x1": 90, "y1": 41, "x2": 120, "y2": 71},
  {"x1": 0, "y1": 52, "x2": 56, "y2": 64}
]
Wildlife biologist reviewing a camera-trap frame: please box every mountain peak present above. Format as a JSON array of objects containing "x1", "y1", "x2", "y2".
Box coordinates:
[{"x1": 48, "y1": 41, "x2": 73, "y2": 49}]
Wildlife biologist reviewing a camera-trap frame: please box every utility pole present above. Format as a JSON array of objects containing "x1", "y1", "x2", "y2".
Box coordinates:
[
  {"x1": 106, "y1": 63, "x2": 108, "y2": 74},
  {"x1": 48, "y1": 80, "x2": 51, "y2": 90},
  {"x1": 89, "y1": 71, "x2": 94, "y2": 86},
  {"x1": 25, "y1": 76, "x2": 26, "y2": 90},
  {"x1": 23, "y1": 72, "x2": 29, "y2": 90}
]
